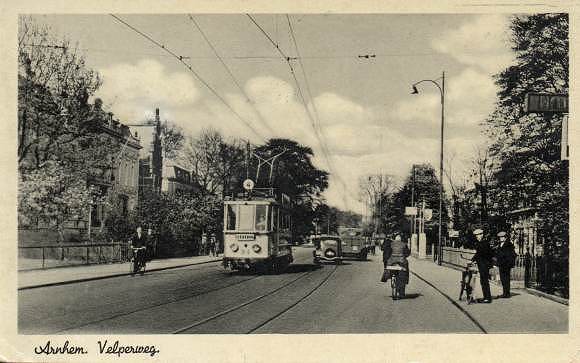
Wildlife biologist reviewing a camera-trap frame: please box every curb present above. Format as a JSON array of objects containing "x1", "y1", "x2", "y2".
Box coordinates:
[
  {"x1": 524, "y1": 288, "x2": 569, "y2": 305},
  {"x1": 18, "y1": 258, "x2": 221, "y2": 291}
]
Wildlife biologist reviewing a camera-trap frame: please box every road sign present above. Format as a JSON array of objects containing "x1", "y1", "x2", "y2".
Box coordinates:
[
  {"x1": 242, "y1": 179, "x2": 255, "y2": 191},
  {"x1": 424, "y1": 209, "x2": 433, "y2": 221},
  {"x1": 405, "y1": 206, "x2": 417, "y2": 216},
  {"x1": 448, "y1": 229, "x2": 459, "y2": 238},
  {"x1": 524, "y1": 93, "x2": 568, "y2": 113}
]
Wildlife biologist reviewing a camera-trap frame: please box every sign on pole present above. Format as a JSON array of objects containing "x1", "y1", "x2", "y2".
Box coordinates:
[
  {"x1": 448, "y1": 229, "x2": 459, "y2": 238},
  {"x1": 524, "y1": 93, "x2": 568, "y2": 113},
  {"x1": 405, "y1": 206, "x2": 417, "y2": 216},
  {"x1": 423, "y1": 209, "x2": 433, "y2": 221}
]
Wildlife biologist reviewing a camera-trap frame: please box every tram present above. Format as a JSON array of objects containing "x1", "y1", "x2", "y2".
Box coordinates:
[{"x1": 222, "y1": 187, "x2": 294, "y2": 273}]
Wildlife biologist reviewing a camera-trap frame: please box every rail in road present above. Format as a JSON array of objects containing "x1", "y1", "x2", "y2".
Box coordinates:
[
  {"x1": 53, "y1": 264, "x2": 263, "y2": 334},
  {"x1": 173, "y1": 265, "x2": 337, "y2": 334}
]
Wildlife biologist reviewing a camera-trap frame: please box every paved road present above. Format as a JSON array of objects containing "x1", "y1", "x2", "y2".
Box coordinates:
[{"x1": 19, "y1": 247, "x2": 483, "y2": 334}]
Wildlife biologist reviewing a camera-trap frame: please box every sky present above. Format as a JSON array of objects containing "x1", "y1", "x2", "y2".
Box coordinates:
[{"x1": 29, "y1": 14, "x2": 515, "y2": 214}]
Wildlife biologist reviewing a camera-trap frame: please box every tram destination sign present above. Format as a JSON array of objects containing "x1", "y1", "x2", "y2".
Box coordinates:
[{"x1": 524, "y1": 93, "x2": 568, "y2": 113}]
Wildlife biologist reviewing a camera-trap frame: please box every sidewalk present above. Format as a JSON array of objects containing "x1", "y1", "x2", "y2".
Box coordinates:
[
  {"x1": 18, "y1": 255, "x2": 222, "y2": 290},
  {"x1": 410, "y1": 257, "x2": 568, "y2": 333}
]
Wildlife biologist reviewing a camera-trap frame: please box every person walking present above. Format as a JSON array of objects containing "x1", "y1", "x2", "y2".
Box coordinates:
[
  {"x1": 495, "y1": 231, "x2": 517, "y2": 298},
  {"x1": 471, "y1": 228, "x2": 494, "y2": 303}
]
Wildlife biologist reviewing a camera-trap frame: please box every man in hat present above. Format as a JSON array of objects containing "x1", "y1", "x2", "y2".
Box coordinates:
[
  {"x1": 471, "y1": 228, "x2": 494, "y2": 303},
  {"x1": 495, "y1": 231, "x2": 517, "y2": 298}
]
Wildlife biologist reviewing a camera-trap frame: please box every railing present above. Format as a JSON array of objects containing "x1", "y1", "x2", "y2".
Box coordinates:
[
  {"x1": 18, "y1": 242, "x2": 131, "y2": 271},
  {"x1": 441, "y1": 247, "x2": 568, "y2": 299}
]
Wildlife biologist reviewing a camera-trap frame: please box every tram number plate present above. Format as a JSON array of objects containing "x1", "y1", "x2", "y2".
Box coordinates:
[{"x1": 237, "y1": 234, "x2": 255, "y2": 241}]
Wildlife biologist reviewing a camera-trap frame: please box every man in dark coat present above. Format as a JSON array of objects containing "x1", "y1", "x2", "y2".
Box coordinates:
[
  {"x1": 383, "y1": 234, "x2": 411, "y2": 285},
  {"x1": 471, "y1": 228, "x2": 494, "y2": 303},
  {"x1": 495, "y1": 231, "x2": 517, "y2": 298},
  {"x1": 131, "y1": 226, "x2": 148, "y2": 273}
]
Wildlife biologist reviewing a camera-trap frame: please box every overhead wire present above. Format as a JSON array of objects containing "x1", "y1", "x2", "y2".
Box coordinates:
[
  {"x1": 285, "y1": 14, "x2": 353, "y2": 209},
  {"x1": 247, "y1": 14, "x2": 354, "y2": 209},
  {"x1": 109, "y1": 14, "x2": 266, "y2": 142},
  {"x1": 187, "y1": 14, "x2": 276, "y2": 136}
]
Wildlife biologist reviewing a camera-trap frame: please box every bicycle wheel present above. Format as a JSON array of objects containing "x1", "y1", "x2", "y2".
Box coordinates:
[{"x1": 391, "y1": 274, "x2": 398, "y2": 300}]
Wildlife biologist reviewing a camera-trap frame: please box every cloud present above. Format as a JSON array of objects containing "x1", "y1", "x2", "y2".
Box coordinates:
[
  {"x1": 431, "y1": 14, "x2": 513, "y2": 75},
  {"x1": 94, "y1": 62, "x2": 487, "y2": 212}
]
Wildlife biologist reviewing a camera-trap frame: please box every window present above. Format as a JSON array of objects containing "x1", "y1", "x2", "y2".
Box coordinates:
[
  {"x1": 271, "y1": 206, "x2": 278, "y2": 231},
  {"x1": 238, "y1": 204, "x2": 254, "y2": 231},
  {"x1": 255, "y1": 205, "x2": 268, "y2": 231},
  {"x1": 226, "y1": 205, "x2": 237, "y2": 231}
]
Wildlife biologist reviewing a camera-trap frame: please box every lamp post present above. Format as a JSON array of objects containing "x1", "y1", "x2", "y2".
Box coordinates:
[{"x1": 411, "y1": 71, "x2": 445, "y2": 265}]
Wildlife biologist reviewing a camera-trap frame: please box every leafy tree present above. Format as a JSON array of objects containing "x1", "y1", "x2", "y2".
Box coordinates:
[
  {"x1": 18, "y1": 18, "x2": 126, "y2": 242},
  {"x1": 253, "y1": 138, "x2": 329, "y2": 241},
  {"x1": 385, "y1": 164, "x2": 448, "y2": 242},
  {"x1": 485, "y1": 14, "x2": 568, "y2": 258},
  {"x1": 253, "y1": 138, "x2": 329, "y2": 199}
]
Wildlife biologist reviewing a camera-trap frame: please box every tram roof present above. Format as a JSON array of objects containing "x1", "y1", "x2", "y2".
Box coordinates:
[{"x1": 224, "y1": 189, "x2": 293, "y2": 206}]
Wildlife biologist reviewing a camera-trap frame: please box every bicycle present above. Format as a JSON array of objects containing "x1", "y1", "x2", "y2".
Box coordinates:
[
  {"x1": 459, "y1": 253, "x2": 478, "y2": 304},
  {"x1": 131, "y1": 246, "x2": 147, "y2": 276},
  {"x1": 385, "y1": 264, "x2": 406, "y2": 300}
]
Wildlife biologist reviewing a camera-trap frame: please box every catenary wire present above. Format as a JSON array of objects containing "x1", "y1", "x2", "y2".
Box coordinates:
[
  {"x1": 187, "y1": 14, "x2": 276, "y2": 136},
  {"x1": 109, "y1": 14, "x2": 266, "y2": 142}
]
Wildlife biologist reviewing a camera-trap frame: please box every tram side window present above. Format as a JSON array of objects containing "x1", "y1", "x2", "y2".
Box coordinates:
[
  {"x1": 226, "y1": 205, "x2": 237, "y2": 231},
  {"x1": 271, "y1": 207, "x2": 278, "y2": 231},
  {"x1": 238, "y1": 204, "x2": 254, "y2": 231},
  {"x1": 255, "y1": 205, "x2": 267, "y2": 231}
]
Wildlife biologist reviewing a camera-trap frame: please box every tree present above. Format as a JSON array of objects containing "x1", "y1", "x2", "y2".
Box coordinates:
[
  {"x1": 253, "y1": 138, "x2": 329, "y2": 241},
  {"x1": 485, "y1": 14, "x2": 568, "y2": 255},
  {"x1": 358, "y1": 174, "x2": 396, "y2": 234},
  {"x1": 161, "y1": 122, "x2": 185, "y2": 160},
  {"x1": 253, "y1": 138, "x2": 329, "y2": 199},
  {"x1": 179, "y1": 128, "x2": 246, "y2": 197},
  {"x1": 386, "y1": 164, "x2": 448, "y2": 241},
  {"x1": 18, "y1": 18, "x2": 125, "y2": 242}
]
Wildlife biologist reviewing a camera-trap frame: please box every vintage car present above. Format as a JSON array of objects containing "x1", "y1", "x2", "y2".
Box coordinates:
[
  {"x1": 312, "y1": 235, "x2": 343, "y2": 264},
  {"x1": 340, "y1": 235, "x2": 368, "y2": 260},
  {"x1": 337, "y1": 227, "x2": 368, "y2": 260}
]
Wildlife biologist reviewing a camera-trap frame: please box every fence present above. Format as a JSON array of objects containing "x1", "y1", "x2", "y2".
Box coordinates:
[
  {"x1": 18, "y1": 242, "x2": 131, "y2": 271},
  {"x1": 440, "y1": 247, "x2": 568, "y2": 299}
]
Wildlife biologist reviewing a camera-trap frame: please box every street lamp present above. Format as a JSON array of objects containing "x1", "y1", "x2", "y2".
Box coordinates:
[{"x1": 411, "y1": 71, "x2": 445, "y2": 266}]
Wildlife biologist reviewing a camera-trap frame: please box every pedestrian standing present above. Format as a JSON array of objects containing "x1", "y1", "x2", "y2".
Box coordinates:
[
  {"x1": 495, "y1": 231, "x2": 517, "y2": 298},
  {"x1": 524, "y1": 247, "x2": 532, "y2": 288},
  {"x1": 209, "y1": 234, "x2": 216, "y2": 257},
  {"x1": 471, "y1": 228, "x2": 494, "y2": 303}
]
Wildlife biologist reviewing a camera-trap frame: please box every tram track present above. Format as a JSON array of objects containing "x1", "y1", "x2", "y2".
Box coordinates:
[
  {"x1": 54, "y1": 271, "x2": 262, "y2": 334},
  {"x1": 173, "y1": 264, "x2": 338, "y2": 334}
]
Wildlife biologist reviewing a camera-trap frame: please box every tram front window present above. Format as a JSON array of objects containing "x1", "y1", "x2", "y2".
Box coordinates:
[
  {"x1": 238, "y1": 204, "x2": 254, "y2": 231},
  {"x1": 255, "y1": 205, "x2": 267, "y2": 231}
]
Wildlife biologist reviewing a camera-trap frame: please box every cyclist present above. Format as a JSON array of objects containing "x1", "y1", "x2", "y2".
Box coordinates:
[
  {"x1": 130, "y1": 226, "x2": 147, "y2": 275},
  {"x1": 383, "y1": 234, "x2": 411, "y2": 298}
]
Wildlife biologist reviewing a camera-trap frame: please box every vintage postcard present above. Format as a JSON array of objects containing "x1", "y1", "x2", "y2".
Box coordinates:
[{"x1": 0, "y1": 1, "x2": 577, "y2": 362}]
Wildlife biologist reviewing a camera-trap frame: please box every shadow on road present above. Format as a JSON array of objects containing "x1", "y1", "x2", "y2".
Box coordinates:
[
  {"x1": 284, "y1": 264, "x2": 323, "y2": 273},
  {"x1": 400, "y1": 293, "x2": 422, "y2": 300}
]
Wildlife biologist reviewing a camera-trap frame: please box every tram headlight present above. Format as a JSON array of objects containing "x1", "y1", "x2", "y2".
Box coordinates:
[
  {"x1": 230, "y1": 243, "x2": 239, "y2": 252},
  {"x1": 252, "y1": 244, "x2": 261, "y2": 253}
]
